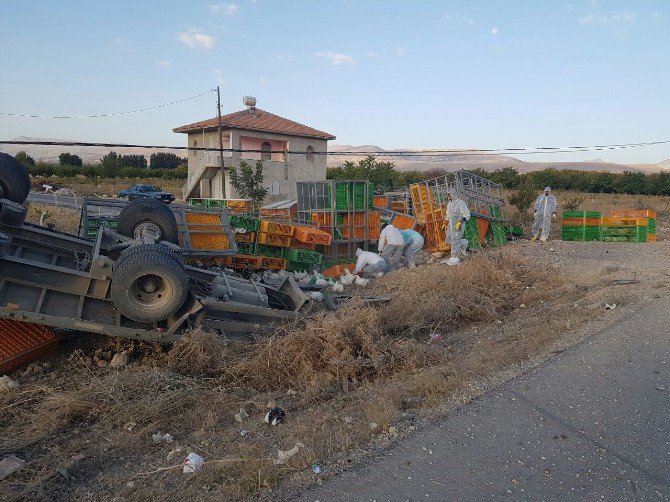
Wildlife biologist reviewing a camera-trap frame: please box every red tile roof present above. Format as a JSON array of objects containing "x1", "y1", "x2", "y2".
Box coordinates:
[{"x1": 173, "y1": 107, "x2": 335, "y2": 140}]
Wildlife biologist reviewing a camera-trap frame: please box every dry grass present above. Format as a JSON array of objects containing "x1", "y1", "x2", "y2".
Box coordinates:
[
  {"x1": 0, "y1": 251, "x2": 607, "y2": 501},
  {"x1": 24, "y1": 203, "x2": 81, "y2": 234}
]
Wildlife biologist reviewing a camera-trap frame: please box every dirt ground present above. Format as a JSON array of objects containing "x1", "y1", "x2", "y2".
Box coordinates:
[{"x1": 2, "y1": 190, "x2": 669, "y2": 501}]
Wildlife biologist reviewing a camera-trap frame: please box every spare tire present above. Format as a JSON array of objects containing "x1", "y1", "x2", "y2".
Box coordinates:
[
  {"x1": 0, "y1": 199, "x2": 27, "y2": 227},
  {"x1": 111, "y1": 244, "x2": 189, "y2": 322},
  {"x1": 0, "y1": 153, "x2": 31, "y2": 204},
  {"x1": 116, "y1": 198, "x2": 178, "y2": 244}
]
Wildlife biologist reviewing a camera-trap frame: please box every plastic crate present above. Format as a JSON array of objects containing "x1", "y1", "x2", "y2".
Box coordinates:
[
  {"x1": 391, "y1": 214, "x2": 416, "y2": 230},
  {"x1": 260, "y1": 256, "x2": 287, "y2": 270},
  {"x1": 601, "y1": 217, "x2": 648, "y2": 227},
  {"x1": 463, "y1": 218, "x2": 482, "y2": 250},
  {"x1": 610, "y1": 209, "x2": 656, "y2": 219},
  {"x1": 229, "y1": 215, "x2": 260, "y2": 232},
  {"x1": 390, "y1": 200, "x2": 408, "y2": 213},
  {"x1": 258, "y1": 220, "x2": 294, "y2": 237},
  {"x1": 0, "y1": 320, "x2": 59, "y2": 374},
  {"x1": 254, "y1": 244, "x2": 286, "y2": 257},
  {"x1": 235, "y1": 242, "x2": 255, "y2": 255},
  {"x1": 287, "y1": 260, "x2": 321, "y2": 272},
  {"x1": 562, "y1": 211, "x2": 602, "y2": 219},
  {"x1": 225, "y1": 199, "x2": 252, "y2": 212},
  {"x1": 486, "y1": 222, "x2": 507, "y2": 247},
  {"x1": 648, "y1": 234, "x2": 657, "y2": 242},
  {"x1": 287, "y1": 248, "x2": 323, "y2": 265},
  {"x1": 229, "y1": 254, "x2": 263, "y2": 269},
  {"x1": 562, "y1": 218, "x2": 601, "y2": 226},
  {"x1": 188, "y1": 198, "x2": 208, "y2": 207},
  {"x1": 322, "y1": 263, "x2": 356, "y2": 278},
  {"x1": 234, "y1": 231, "x2": 256, "y2": 243},
  {"x1": 257, "y1": 232, "x2": 292, "y2": 247},
  {"x1": 294, "y1": 226, "x2": 333, "y2": 245},
  {"x1": 373, "y1": 195, "x2": 389, "y2": 209},
  {"x1": 290, "y1": 238, "x2": 316, "y2": 250}
]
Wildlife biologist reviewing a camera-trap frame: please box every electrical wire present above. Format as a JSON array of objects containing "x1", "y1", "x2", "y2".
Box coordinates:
[
  {"x1": 0, "y1": 139, "x2": 668, "y2": 157},
  {"x1": 0, "y1": 90, "x2": 215, "y2": 119}
]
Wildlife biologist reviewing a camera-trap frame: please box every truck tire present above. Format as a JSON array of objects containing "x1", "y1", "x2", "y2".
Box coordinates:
[
  {"x1": 0, "y1": 231, "x2": 11, "y2": 257},
  {"x1": 0, "y1": 199, "x2": 27, "y2": 227},
  {"x1": 116, "y1": 242, "x2": 183, "y2": 264},
  {"x1": 116, "y1": 198, "x2": 178, "y2": 244},
  {"x1": 0, "y1": 153, "x2": 31, "y2": 204},
  {"x1": 111, "y1": 244, "x2": 189, "y2": 322}
]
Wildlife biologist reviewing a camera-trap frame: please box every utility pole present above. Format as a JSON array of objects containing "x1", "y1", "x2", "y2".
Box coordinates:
[{"x1": 217, "y1": 85, "x2": 226, "y2": 198}]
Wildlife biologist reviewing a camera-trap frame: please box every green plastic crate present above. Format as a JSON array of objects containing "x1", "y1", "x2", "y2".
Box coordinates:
[
  {"x1": 463, "y1": 218, "x2": 482, "y2": 250},
  {"x1": 486, "y1": 222, "x2": 507, "y2": 247},
  {"x1": 505, "y1": 225, "x2": 524, "y2": 237},
  {"x1": 286, "y1": 248, "x2": 323, "y2": 264},
  {"x1": 188, "y1": 198, "x2": 208, "y2": 207},
  {"x1": 254, "y1": 244, "x2": 286, "y2": 257},
  {"x1": 229, "y1": 215, "x2": 260, "y2": 232},
  {"x1": 287, "y1": 260, "x2": 321, "y2": 272},
  {"x1": 235, "y1": 242, "x2": 256, "y2": 255},
  {"x1": 562, "y1": 211, "x2": 601, "y2": 218}
]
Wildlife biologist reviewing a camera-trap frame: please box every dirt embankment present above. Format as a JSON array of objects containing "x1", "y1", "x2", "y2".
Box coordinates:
[{"x1": 4, "y1": 237, "x2": 667, "y2": 501}]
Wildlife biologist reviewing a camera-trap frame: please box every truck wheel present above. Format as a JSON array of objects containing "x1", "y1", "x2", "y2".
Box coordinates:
[
  {"x1": 0, "y1": 199, "x2": 27, "y2": 227},
  {"x1": 111, "y1": 244, "x2": 189, "y2": 322},
  {"x1": 116, "y1": 242, "x2": 183, "y2": 263},
  {"x1": 116, "y1": 198, "x2": 178, "y2": 244},
  {"x1": 0, "y1": 153, "x2": 31, "y2": 204},
  {"x1": 0, "y1": 231, "x2": 11, "y2": 257}
]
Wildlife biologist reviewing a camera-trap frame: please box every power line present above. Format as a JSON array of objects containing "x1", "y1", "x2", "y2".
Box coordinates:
[
  {"x1": 0, "y1": 90, "x2": 215, "y2": 119},
  {"x1": 0, "y1": 139, "x2": 668, "y2": 157}
]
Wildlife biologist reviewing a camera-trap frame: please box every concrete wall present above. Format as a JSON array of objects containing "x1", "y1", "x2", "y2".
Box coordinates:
[{"x1": 184, "y1": 128, "x2": 328, "y2": 203}]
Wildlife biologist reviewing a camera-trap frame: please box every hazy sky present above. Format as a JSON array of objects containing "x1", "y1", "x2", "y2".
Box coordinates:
[{"x1": 0, "y1": 0, "x2": 668, "y2": 163}]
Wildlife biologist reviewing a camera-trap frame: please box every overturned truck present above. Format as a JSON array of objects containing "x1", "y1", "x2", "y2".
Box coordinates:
[{"x1": 0, "y1": 153, "x2": 307, "y2": 343}]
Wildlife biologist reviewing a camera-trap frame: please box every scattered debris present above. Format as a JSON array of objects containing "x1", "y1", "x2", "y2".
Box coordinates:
[
  {"x1": 0, "y1": 375, "x2": 19, "y2": 391},
  {"x1": 123, "y1": 421, "x2": 137, "y2": 431},
  {"x1": 307, "y1": 291, "x2": 324, "y2": 302},
  {"x1": 234, "y1": 407, "x2": 249, "y2": 422},
  {"x1": 264, "y1": 407, "x2": 286, "y2": 426},
  {"x1": 656, "y1": 385, "x2": 666, "y2": 392},
  {"x1": 57, "y1": 466, "x2": 70, "y2": 479},
  {"x1": 240, "y1": 430, "x2": 249, "y2": 437},
  {"x1": 274, "y1": 442, "x2": 305, "y2": 465},
  {"x1": 54, "y1": 187, "x2": 76, "y2": 197},
  {"x1": 152, "y1": 432, "x2": 174, "y2": 444},
  {"x1": 0, "y1": 455, "x2": 25, "y2": 480},
  {"x1": 611, "y1": 279, "x2": 640, "y2": 285},
  {"x1": 605, "y1": 303, "x2": 617, "y2": 310},
  {"x1": 182, "y1": 452, "x2": 204, "y2": 474},
  {"x1": 311, "y1": 464, "x2": 322, "y2": 474},
  {"x1": 519, "y1": 304, "x2": 526, "y2": 308}
]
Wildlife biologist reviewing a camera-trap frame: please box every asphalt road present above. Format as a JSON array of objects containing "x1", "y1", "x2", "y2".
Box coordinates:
[
  {"x1": 296, "y1": 299, "x2": 670, "y2": 501},
  {"x1": 27, "y1": 192, "x2": 85, "y2": 209}
]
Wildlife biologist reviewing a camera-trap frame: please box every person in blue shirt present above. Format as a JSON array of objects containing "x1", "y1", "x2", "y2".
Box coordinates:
[{"x1": 399, "y1": 228, "x2": 425, "y2": 269}]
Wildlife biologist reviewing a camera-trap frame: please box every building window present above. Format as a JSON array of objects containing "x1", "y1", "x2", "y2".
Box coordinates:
[
  {"x1": 271, "y1": 179, "x2": 280, "y2": 195},
  {"x1": 193, "y1": 139, "x2": 199, "y2": 157},
  {"x1": 306, "y1": 145, "x2": 315, "y2": 162},
  {"x1": 261, "y1": 142, "x2": 271, "y2": 161}
]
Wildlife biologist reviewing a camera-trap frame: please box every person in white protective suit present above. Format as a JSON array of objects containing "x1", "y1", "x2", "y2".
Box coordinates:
[
  {"x1": 531, "y1": 187, "x2": 557, "y2": 243},
  {"x1": 378, "y1": 223, "x2": 405, "y2": 272},
  {"x1": 443, "y1": 189, "x2": 471, "y2": 266},
  {"x1": 399, "y1": 228, "x2": 425, "y2": 269},
  {"x1": 353, "y1": 248, "x2": 387, "y2": 278}
]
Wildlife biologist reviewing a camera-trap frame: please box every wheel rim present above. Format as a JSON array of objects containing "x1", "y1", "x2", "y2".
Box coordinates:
[
  {"x1": 133, "y1": 221, "x2": 162, "y2": 240},
  {"x1": 129, "y1": 273, "x2": 174, "y2": 311}
]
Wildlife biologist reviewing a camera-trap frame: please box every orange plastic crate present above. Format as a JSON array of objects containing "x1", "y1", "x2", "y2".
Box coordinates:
[
  {"x1": 258, "y1": 220, "x2": 294, "y2": 237},
  {"x1": 229, "y1": 254, "x2": 263, "y2": 269},
  {"x1": 294, "y1": 226, "x2": 333, "y2": 245},
  {"x1": 186, "y1": 230, "x2": 231, "y2": 251},
  {"x1": 257, "y1": 232, "x2": 291, "y2": 247},
  {"x1": 185, "y1": 212, "x2": 221, "y2": 225},
  {"x1": 373, "y1": 195, "x2": 389, "y2": 208},
  {"x1": 477, "y1": 218, "x2": 490, "y2": 243},
  {"x1": 322, "y1": 263, "x2": 356, "y2": 278},
  {"x1": 611, "y1": 209, "x2": 657, "y2": 219},
  {"x1": 290, "y1": 238, "x2": 316, "y2": 250},
  {"x1": 601, "y1": 217, "x2": 648, "y2": 227},
  {"x1": 260, "y1": 204, "x2": 297, "y2": 220},
  {"x1": 368, "y1": 211, "x2": 381, "y2": 239},
  {"x1": 260, "y1": 256, "x2": 287, "y2": 270},
  {"x1": 390, "y1": 200, "x2": 408, "y2": 213},
  {"x1": 392, "y1": 214, "x2": 416, "y2": 230},
  {"x1": 226, "y1": 199, "x2": 252, "y2": 212},
  {"x1": 0, "y1": 320, "x2": 59, "y2": 374},
  {"x1": 648, "y1": 233, "x2": 657, "y2": 242},
  {"x1": 234, "y1": 232, "x2": 256, "y2": 243}
]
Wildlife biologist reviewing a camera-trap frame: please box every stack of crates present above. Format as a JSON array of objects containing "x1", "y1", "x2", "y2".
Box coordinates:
[
  {"x1": 297, "y1": 180, "x2": 376, "y2": 266},
  {"x1": 260, "y1": 200, "x2": 297, "y2": 220},
  {"x1": 85, "y1": 216, "x2": 118, "y2": 239},
  {"x1": 611, "y1": 210, "x2": 657, "y2": 242},
  {"x1": 561, "y1": 211, "x2": 602, "y2": 241},
  {"x1": 485, "y1": 206, "x2": 507, "y2": 247},
  {"x1": 463, "y1": 218, "x2": 482, "y2": 250},
  {"x1": 188, "y1": 198, "x2": 252, "y2": 213},
  {"x1": 601, "y1": 216, "x2": 648, "y2": 242},
  {"x1": 409, "y1": 184, "x2": 448, "y2": 252}
]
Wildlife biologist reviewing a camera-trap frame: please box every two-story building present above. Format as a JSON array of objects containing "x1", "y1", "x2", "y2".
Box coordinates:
[{"x1": 173, "y1": 101, "x2": 335, "y2": 202}]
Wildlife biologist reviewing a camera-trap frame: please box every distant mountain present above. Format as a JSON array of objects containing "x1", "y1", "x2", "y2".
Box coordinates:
[
  {"x1": 327, "y1": 145, "x2": 663, "y2": 174},
  {"x1": 0, "y1": 137, "x2": 186, "y2": 164}
]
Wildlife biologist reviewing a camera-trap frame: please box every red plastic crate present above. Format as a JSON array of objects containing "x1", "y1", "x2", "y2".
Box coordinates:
[{"x1": 0, "y1": 320, "x2": 59, "y2": 374}]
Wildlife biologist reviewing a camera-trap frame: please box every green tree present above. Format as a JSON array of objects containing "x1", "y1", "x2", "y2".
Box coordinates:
[
  {"x1": 100, "y1": 151, "x2": 120, "y2": 177},
  {"x1": 119, "y1": 154, "x2": 147, "y2": 169},
  {"x1": 15, "y1": 151, "x2": 35, "y2": 166},
  {"x1": 229, "y1": 160, "x2": 268, "y2": 209},
  {"x1": 58, "y1": 152, "x2": 83, "y2": 167},
  {"x1": 508, "y1": 180, "x2": 537, "y2": 221},
  {"x1": 150, "y1": 152, "x2": 185, "y2": 169}
]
